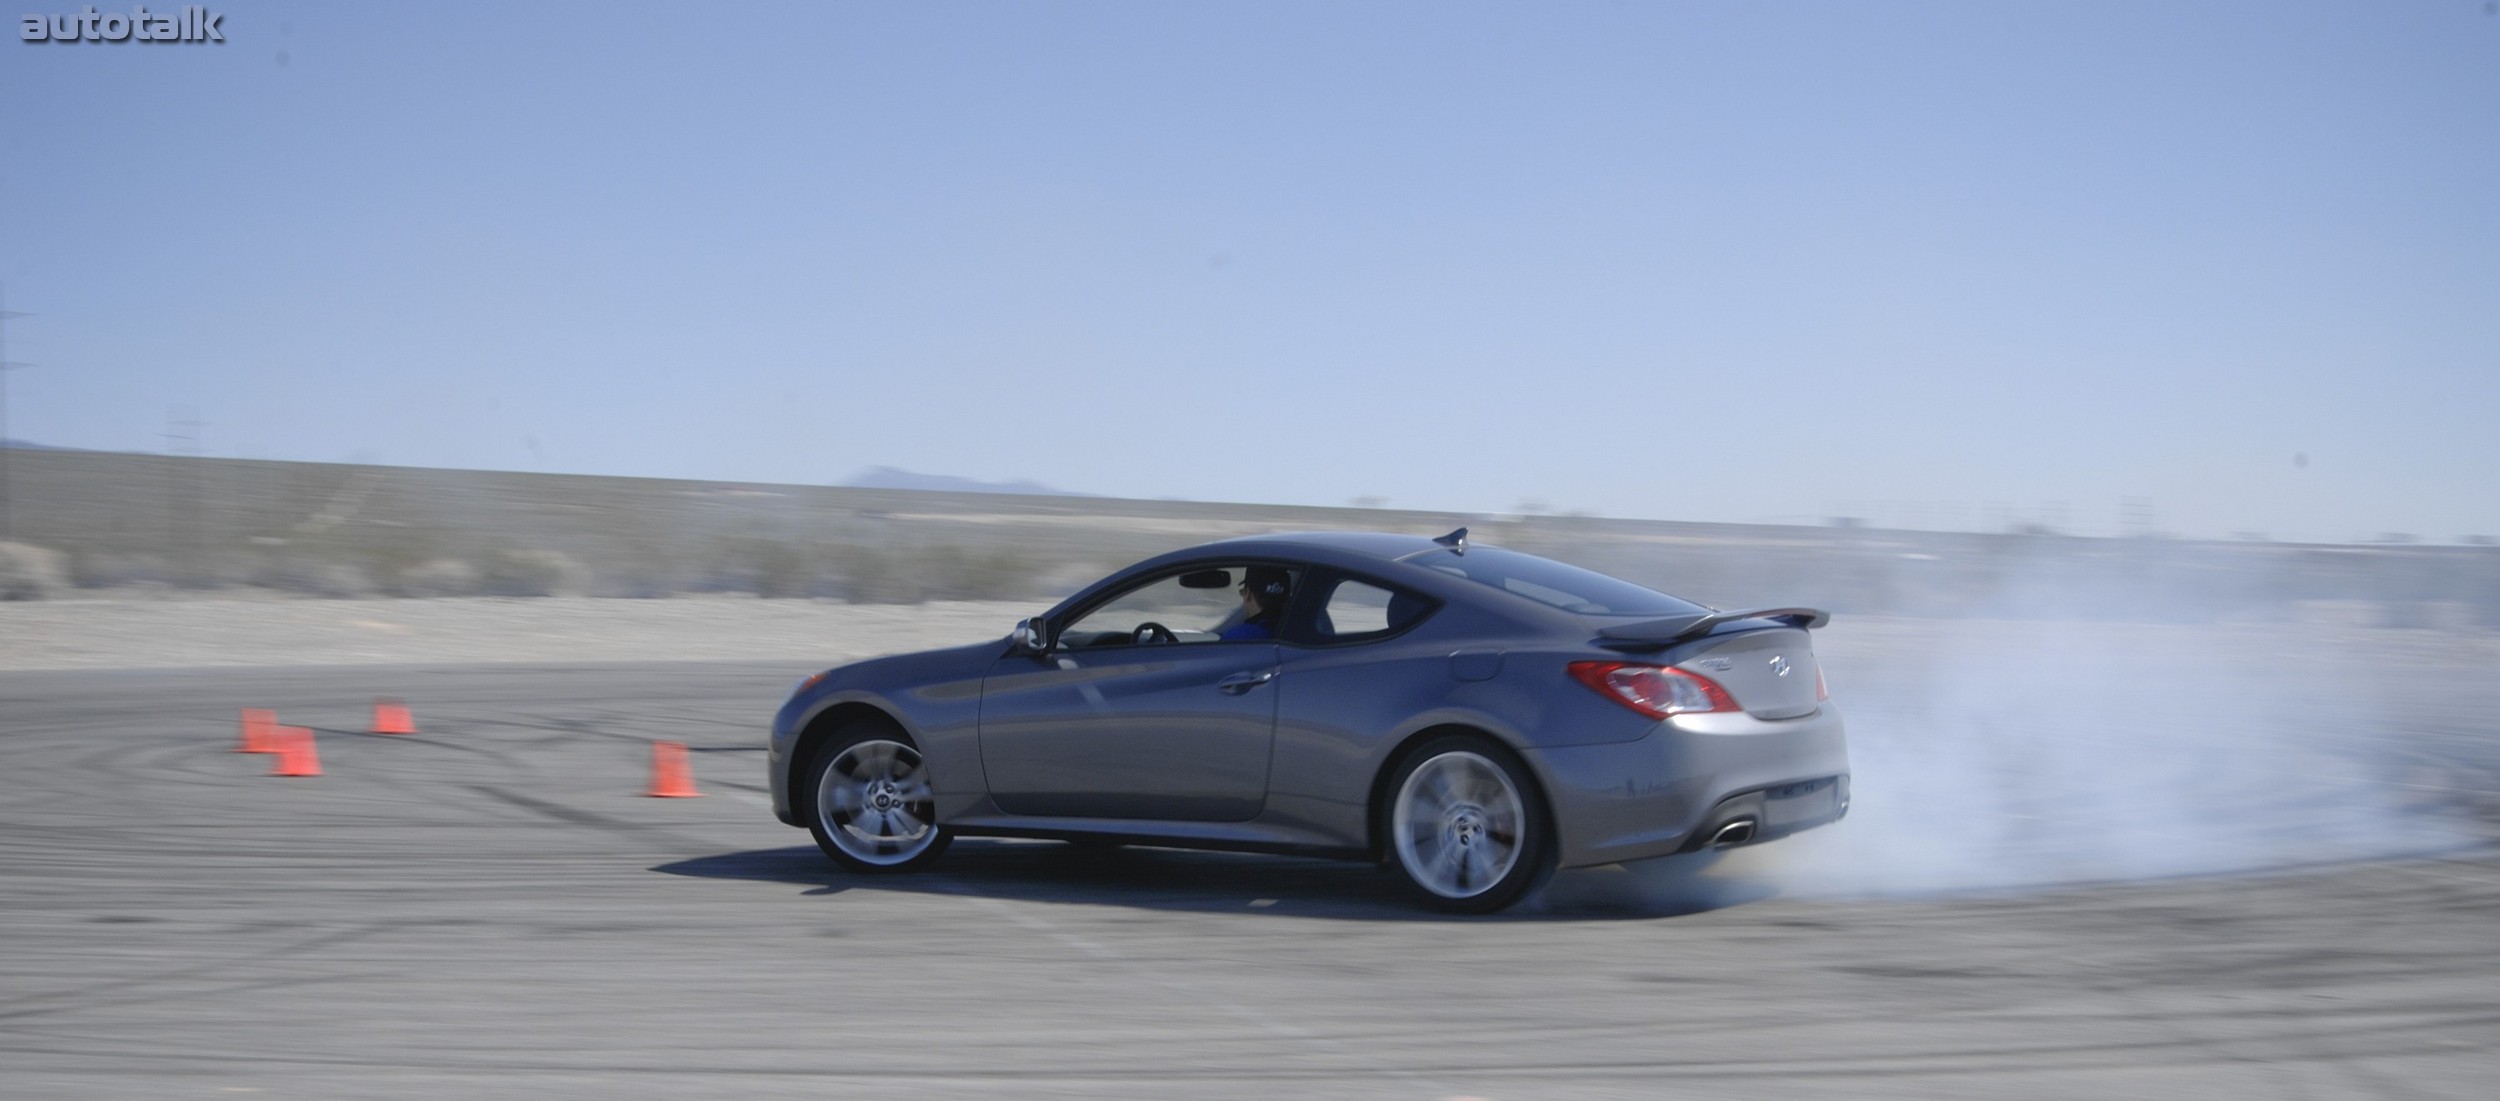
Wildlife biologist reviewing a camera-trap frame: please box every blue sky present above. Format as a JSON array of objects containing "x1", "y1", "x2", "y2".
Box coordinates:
[{"x1": 3, "y1": 1, "x2": 2494, "y2": 541}]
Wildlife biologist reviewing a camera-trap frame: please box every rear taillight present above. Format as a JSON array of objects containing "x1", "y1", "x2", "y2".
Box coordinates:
[
  {"x1": 1567, "y1": 661, "x2": 1740, "y2": 719},
  {"x1": 1815, "y1": 666, "x2": 1828, "y2": 701}
]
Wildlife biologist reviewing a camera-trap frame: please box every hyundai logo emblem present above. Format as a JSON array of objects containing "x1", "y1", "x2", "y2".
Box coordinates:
[{"x1": 1769, "y1": 655, "x2": 1792, "y2": 677}]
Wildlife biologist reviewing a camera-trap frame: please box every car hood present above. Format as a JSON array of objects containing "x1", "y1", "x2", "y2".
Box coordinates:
[{"x1": 808, "y1": 638, "x2": 1003, "y2": 702}]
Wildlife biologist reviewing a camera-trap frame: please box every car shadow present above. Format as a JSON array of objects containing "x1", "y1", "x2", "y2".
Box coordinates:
[{"x1": 653, "y1": 840, "x2": 1783, "y2": 921}]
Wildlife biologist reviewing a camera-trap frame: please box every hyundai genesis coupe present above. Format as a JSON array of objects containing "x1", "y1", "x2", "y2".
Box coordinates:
[{"x1": 768, "y1": 529, "x2": 1848, "y2": 913}]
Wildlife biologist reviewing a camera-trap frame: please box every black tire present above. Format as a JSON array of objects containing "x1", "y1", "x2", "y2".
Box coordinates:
[
  {"x1": 1379, "y1": 734, "x2": 1555, "y2": 914},
  {"x1": 803, "y1": 719, "x2": 951, "y2": 873}
]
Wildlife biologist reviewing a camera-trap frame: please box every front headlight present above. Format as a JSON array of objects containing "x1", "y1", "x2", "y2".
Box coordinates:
[{"x1": 790, "y1": 670, "x2": 830, "y2": 698}]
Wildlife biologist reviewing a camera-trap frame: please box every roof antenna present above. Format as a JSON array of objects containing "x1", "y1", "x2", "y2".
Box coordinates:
[{"x1": 1396, "y1": 527, "x2": 1473, "y2": 562}]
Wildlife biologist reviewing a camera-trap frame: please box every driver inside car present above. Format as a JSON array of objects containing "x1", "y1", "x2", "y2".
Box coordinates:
[{"x1": 1217, "y1": 566, "x2": 1291, "y2": 641}]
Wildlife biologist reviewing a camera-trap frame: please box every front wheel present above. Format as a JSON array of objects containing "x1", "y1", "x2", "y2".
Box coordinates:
[
  {"x1": 805, "y1": 723, "x2": 951, "y2": 873},
  {"x1": 1383, "y1": 735, "x2": 1554, "y2": 913}
]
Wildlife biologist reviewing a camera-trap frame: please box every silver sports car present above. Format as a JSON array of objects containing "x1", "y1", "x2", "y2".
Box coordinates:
[{"x1": 768, "y1": 529, "x2": 1848, "y2": 912}]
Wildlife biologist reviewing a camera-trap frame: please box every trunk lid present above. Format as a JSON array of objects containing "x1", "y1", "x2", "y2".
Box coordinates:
[{"x1": 1676, "y1": 627, "x2": 1822, "y2": 720}]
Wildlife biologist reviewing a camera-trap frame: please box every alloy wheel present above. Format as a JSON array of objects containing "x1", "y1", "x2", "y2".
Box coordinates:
[
  {"x1": 815, "y1": 738, "x2": 941, "y2": 866},
  {"x1": 1391, "y1": 750, "x2": 1527, "y2": 900}
]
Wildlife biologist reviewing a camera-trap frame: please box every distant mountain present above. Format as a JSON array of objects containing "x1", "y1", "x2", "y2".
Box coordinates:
[
  {"x1": 0, "y1": 438, "x2": 80, "y2": 451},
  {"x1": 842, "y1": 466, "x2": 1082, "y2": 496}
]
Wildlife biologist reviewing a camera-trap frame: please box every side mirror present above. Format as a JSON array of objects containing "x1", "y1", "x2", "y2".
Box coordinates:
[{"x1": 1010, "y1": 617, "x2": 1050, "y2": 655}]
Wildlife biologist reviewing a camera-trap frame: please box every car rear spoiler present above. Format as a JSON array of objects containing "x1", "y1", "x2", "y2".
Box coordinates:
[{"x1": 1593, "y1": 606, "x2": 1830, "y2": 649}]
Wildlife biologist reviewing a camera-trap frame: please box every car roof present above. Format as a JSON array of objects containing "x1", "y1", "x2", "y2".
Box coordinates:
[{"x1": 1185, "y1": 531, "x2": 1446, "y2": 561}]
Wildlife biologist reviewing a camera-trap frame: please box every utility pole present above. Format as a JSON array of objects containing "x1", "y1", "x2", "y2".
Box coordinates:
[{"x1": 0, "y1": 284, "x2": 32, "y2": 543}]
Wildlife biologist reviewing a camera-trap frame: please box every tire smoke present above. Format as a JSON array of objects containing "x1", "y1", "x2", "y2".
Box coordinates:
[{"x1": 1719, "y1": 612, "x2": 2479, "y2": 898}]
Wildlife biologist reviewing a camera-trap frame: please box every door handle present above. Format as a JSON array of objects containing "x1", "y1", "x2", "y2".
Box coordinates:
[{"x1": 1215, "y1": 670, "x2": 1277, "y2": 695}]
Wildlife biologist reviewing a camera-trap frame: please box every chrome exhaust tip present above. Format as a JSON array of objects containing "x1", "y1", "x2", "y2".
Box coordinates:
[{"x1": 1710, "y1": 819, "x2": 1758, "y2": 848}]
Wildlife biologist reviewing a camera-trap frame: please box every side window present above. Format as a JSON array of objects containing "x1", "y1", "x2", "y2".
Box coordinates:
[
  {"x1": 1061, "y1": 565, "x2": 1297, "y2": 647},
  {"x1": 1324, "y1": 579, "x2": 1397, "y2": 635},
  {"x1": 1308, "y1": 575, "x2": 1435, "y2": 643}
]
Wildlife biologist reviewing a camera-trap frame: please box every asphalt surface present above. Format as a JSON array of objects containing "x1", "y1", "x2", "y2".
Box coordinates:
[{"x1": 4, "y1": 662, "x2": 2498, "y2": 1100}]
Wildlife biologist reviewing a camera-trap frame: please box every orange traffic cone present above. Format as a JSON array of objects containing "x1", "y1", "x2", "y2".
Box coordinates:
[
  {"x1": 647, "y1": 741, "x2": 700, "y2": 798},
  {"x1": 236, "y1": 708, "x2": 277, "y2": 753},
  {"x1": 373, "y1": 698, "x2": 416, "y2": 735},
  {"x1": 271, "y1": 727, "x2": 322, "y2": 777}
]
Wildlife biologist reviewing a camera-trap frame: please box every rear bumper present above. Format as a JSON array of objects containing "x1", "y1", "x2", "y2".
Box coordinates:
[
  {"x1": 1527, "y1": 703, "x2": 1849, "y2": 868},
  {"x1": 1671, "y1": 774, "x2": 1849, "y2": 854}
]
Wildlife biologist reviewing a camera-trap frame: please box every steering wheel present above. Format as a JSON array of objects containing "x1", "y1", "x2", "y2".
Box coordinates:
[{"x1": 1132, "y1": 621, "x2": 1179, "y2": 645}]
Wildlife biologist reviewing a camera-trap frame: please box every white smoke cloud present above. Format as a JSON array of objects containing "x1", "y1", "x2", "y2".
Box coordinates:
[{"x1": 1707, "y1": 610, "x2": 2477, "y2": 899}]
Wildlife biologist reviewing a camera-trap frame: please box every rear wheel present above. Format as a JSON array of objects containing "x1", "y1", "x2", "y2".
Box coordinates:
[
  {"x1": 805, "y1": 721, "x2": 950, "y2": 873},
  {"x1": 1383, "y1": 735, "x2": 1554, "y2": 913}
]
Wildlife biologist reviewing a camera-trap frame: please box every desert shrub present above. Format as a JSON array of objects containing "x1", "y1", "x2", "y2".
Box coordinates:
[
  {"x1": 915, "y1": 544, "x2": 1034, "y2": 601},
  {"x1": 590, "y1": 566, "x2": 678, "y2": 598},
  {"x1": 306, "y1": 563, "x2": 376, "y2": 597},
  {"x1": 477, "y1": 548, "x2": 591, "y2": 597},
  {"x1": 1034, "y1": 560, "x2": 1115, "y2": 604},
  {"x1": 339, "y1": 533, "x2": 449, "y2": 588},
  {"x1": 793, "y1": 543, "x2": 1040, "y2": 604},
  {"x1": 68, "y1": 551, "x2": 171, "y2": 588},
  {"x1": 700, "y1": 537, "x2": 821, "y2": 597},
  {"x1": 746, "y1": 539, "x2": 816, "y2": 598},
  {"x1": 252, "y1": 558, "x2": 377, "y2": 597},
  {"x1": 397, "y1": 558, "x2": 483, "y2": 597},
  {"x1": 0, "y1": 542, "x2": 69, "y2": 600},
  {"x1": 824, "y1": 543, "x2": 912, "y2": 603}
]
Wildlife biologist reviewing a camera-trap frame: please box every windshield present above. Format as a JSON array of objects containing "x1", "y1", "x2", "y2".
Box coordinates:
[{"x1": 1423, "y1": 547, "x2": 1708, "y2": 617}]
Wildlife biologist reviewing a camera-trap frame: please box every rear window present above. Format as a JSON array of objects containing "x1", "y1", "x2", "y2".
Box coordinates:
[
  {"x1": 1425, "y1": 547, "x2": 1706, "y2": 617},
  {"x1": 1309, "y1": 576, "x2": 1434, "y2": 641}
]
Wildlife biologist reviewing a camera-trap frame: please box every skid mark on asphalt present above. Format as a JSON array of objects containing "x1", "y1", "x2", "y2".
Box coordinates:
[
  {"x1": 943, "y1": 888, "x2": 1471, "y2": 1098},
  {"x1": 0, "y1": 925, "x2": 384, "y2": 1023},
  {"x1": 463, "y1": 784, "x2": 716, "y2": 849},
  {"x1": 5, "y1": 662, "x2": 2496, "y2": 1097}
]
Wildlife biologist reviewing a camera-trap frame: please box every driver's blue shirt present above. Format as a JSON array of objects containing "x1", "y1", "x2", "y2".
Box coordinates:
[{"x1": 1218, "y1": 621, "x2": 1273, "y2": 641}]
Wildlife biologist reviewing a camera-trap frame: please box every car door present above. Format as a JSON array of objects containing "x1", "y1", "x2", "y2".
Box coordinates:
[
  {"x1": 1263, "y1": 570, "x2": 1450, "y2": 800},
  {"x1": 976, "y1": 564, "x2": 1289, "y2": 821}
]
